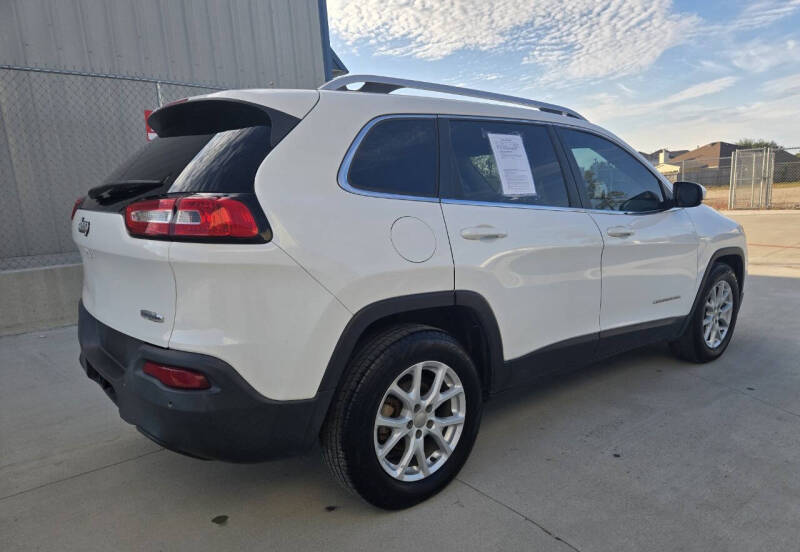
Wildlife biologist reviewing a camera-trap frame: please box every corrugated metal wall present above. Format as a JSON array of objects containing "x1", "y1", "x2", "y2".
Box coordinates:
[
  {"x1": 0, "y1": 0, "x2": 329, "y2": 270},
  {"x1": 0, "y1": 0, "x2": 326, "y2": 89}
]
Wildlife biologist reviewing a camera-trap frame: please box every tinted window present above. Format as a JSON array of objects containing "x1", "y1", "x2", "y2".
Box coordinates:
[
  {"x1": 102, "y1": 134, "x2": 213, "y2": 188},
  {"x1": 347, "y1": 118, "x2": 437, "y2": 197},
  {"x1": 444, "y1": 120, "x2": 570, "y2": 207},
  {"x1": 560, "y1": 128, "x2": 664, "y2": 212},
  {"x1": 85, "y1": 125, "x2": 272, "y2": 211},
  {"x1": 169, "y1": 126, "x2": 271, "y2": 193}
]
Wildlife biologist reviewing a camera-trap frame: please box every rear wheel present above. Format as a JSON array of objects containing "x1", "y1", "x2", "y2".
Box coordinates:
[
  {"x1": 321, "y1": 324, "x2": 482, "y2": 510},
  {"x1": 670, "y1": 263, "x2": 740, "y2": 363}
]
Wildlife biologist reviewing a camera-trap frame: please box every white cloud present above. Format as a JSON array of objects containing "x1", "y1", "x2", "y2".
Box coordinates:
[
  {"x1": 731, "y1": 38, "x2": 799, "y2": 73},
  {"x1": 726, "y1": 0, "x2": 800, "y2": 31},
  {"x1": 328, "y1": 0, "x2": 698, "y2": 81},
  {"x1": 584, "y1": 77, "x2": 739, "y2": 121},
  {"x1": 661, "y1": 77, "x2": 739, "y2": 105},
  {"x1": 622, "y1": 92, "x2": 800, "y2": 151},
  {"x1": 761, "y1": 73, "x2": 800, "y2": 96}
]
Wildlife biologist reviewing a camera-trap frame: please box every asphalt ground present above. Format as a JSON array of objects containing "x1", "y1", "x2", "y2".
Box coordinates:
[{"x1": 1, "y1": 211, "x2": 799, "y2": 551}]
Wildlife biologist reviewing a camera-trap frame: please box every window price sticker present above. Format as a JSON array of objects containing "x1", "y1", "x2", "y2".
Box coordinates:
[{"x1": 487, "y1": 133, "x2": 536, "y2": 196}]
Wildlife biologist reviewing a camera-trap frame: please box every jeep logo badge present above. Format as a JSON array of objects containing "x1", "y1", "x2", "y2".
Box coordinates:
[{"x1": 78, "y1": 217, "x2": 90, "y2": 236}]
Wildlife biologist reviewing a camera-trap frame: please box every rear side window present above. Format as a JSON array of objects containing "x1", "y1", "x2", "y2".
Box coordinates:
[
  {"x1": 443, "y1": 120, "x2": 570, "y2": 207},
  {"x1": 346, "y1": 118, "x2": 437, "y2": 197}
]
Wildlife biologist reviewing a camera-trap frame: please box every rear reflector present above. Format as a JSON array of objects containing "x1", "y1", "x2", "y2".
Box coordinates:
[
  {"x1": 143, "y1": 361, "x2": 211, "y2": 390},
  {"x1": 71, "y1": 197, "x2": 85, "y2": 220},
  {"x1": 125, "y1": 196, "x2": 259, "y2": 240}
]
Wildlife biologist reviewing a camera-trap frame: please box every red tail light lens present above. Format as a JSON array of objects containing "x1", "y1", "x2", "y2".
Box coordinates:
[
  {"x1": 71, "y1": 197, "x2": 85, "y2": 220},
  {"x1": 124, "y1": 196, "x2": 259, "y2": 240},
  {"x1": 143, "y1": 361, "x2": 210, "y2": 390},
  {"x1": 173, "y1": 197, "x2": 259, "y2": 238}
]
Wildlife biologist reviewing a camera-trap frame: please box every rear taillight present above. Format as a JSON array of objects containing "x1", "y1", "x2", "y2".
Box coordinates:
[
  {"x1": 143, "y1": 361, "x2": 211, "y2": 390},
  {"x1": 125, "y1": 198, "x2": 176, "y2": 236},
  {"x1": 172, "y1": 197, "x2": 259, "y2": 238},
  {"x1": 125, "y1": 196, "x2": 260, "y2": 240},
  {"x1": 71, "y1": 197, "x2": 85, "y2": 220}
]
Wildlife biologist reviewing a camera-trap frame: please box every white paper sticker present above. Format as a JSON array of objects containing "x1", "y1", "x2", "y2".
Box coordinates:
[{"x1": 487, "y1": 133, "x2": 537, "y2": 196}]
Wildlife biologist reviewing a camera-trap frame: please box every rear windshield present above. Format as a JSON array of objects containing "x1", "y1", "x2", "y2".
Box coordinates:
[
  {"x1": 102, "y1": 126, "x2": 270, "y2": 194},
  {"x1": 102, "y1": 133, "x2": 213, "y2": 188},
  {"x1": 168, "y1": 126, "x2": 270, "y2": 193},
  {"x1": 85, "y1": 125, "x2": 271, "y2": 210}
]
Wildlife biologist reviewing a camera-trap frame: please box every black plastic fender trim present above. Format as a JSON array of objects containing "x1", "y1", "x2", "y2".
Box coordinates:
[
  {"x1": 317, "y1": 290, "x2": 505, "y2": 395},
  {"x1": 678, "y1": 246, "x2": 745, "y2": 336}
]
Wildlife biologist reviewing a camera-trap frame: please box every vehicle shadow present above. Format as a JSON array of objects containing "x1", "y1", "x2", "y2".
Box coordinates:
[{"x1": 197, "y1": 275, "x2": 799, "y2": 513}]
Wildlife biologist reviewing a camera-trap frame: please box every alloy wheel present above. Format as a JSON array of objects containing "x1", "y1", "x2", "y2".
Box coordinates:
[
  {"x1": 703, "y1": 280, "x2": 734, "y2": 349},
  {"x1": 373, "y1": 361, "x2": 466, "y2": 482}
]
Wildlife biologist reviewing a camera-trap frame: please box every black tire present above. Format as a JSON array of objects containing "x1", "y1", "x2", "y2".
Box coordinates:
[
  {"x1": 670, "y1": 263, "x2": 740, "y2": 363},
  {"x1": 321, "y1": 324, "x2": 483, "y2": 510}
]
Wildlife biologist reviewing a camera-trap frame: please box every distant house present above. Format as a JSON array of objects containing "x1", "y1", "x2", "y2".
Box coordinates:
[
  {"x1": 655, "y1": 161, "x2": 681, "y2": 175},
  {"x1": 640, "y1": 148, "x2": 688, "y2": 166},
  {"x1": 668, "y1": 141, "x2": 797, "y2": 169},
  {"x1": 658, "y1": 141, "x2": 799, "y2": 186},
  {"x1": 670, "y1": 142, "x2": 741, "y2": 168}
]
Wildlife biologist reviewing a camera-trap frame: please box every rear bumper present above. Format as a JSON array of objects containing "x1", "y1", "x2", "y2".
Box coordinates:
[{"x1": 78, "y1": 302, "x2": 331, "y2": 462}]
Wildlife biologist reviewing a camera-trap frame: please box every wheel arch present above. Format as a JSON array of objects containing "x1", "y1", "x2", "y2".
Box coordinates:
[
  {"x1": 316, "y1": 291, "x2": 504, "y2": 408},
  {"x1": 680, "y1": 246, "x2": 745, "y2": 336}
]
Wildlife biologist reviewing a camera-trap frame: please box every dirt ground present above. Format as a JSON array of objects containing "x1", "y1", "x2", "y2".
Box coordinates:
[{"x1": 704, "y1": 182, "x2": 800, "y2": 210}]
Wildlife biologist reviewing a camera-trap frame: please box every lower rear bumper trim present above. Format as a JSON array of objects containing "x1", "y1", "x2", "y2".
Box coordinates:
[{"x1": 78, "y1": 301, "x2": 330, "y2": 462}]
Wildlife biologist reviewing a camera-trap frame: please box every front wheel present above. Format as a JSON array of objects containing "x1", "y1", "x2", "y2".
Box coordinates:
[
  {"x1": 670, "y1": 263, "x2": 741, "y2": 363},
  {"x1": 321, "y1": 324, "x2": 482, "y2": 510}
]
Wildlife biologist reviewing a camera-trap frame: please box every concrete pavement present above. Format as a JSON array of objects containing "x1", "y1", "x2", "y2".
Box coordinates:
[{"x1": 1, "y1": 212, "x2": 799, "y2": 551}]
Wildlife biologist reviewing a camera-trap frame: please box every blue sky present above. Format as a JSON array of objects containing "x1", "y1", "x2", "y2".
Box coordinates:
[{"x1": 327, "y1": 0, "x2": 800, "y2": 153}]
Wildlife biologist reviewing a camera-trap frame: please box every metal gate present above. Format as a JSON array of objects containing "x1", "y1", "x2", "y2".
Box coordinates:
[{"x1": 728, "y1": 148, "x2": 774, "y2": 209}]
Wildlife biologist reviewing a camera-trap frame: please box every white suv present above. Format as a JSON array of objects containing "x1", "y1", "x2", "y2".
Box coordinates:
[{"x1": 72, "y1": 75, "x2": 746, "y2": 509}]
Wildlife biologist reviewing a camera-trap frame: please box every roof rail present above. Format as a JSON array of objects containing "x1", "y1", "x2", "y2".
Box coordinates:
[{"x1": 319, "y1": 74, "x2": 585, "y2": 120}]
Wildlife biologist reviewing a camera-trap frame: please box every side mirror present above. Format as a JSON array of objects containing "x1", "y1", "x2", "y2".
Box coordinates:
[{"x1": 673, "y1": 181, "x2": 705, "y2": 208}]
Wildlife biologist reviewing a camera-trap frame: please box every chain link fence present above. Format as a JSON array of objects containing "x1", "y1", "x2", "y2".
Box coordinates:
[
  {"x1": 771, "y1": 147, "x2": 800, "y2": 209},
  {"x1": 660, "y1": 148, "x2": 800, "y2": 210},
  {"x1": 729, "y1": 148, "x2": 773, "y2": 209},
  {"x1": 0, "y1": 65, "x2": 221, "y2": 271}
]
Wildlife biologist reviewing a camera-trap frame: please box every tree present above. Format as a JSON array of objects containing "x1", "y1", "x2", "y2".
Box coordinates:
[{"x1": 736, "y1": 138, "x2": 782, "y2": 149}]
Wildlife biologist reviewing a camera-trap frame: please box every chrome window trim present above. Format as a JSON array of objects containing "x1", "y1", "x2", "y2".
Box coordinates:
[
  {"x1": 440, "y1": 198, "x2": 673, "y2": 216},
  {"x1": 337, "y1": 113, "x2": 675, "y2": 213},
  {"x1": 441, "y1": 198, "x2": 581, "y2": 214},
  {"x1": 337, "y1": 114, "x2": 439, "y2": 203}
]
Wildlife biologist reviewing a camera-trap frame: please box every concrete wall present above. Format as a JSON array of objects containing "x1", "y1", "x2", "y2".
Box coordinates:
[{"x1": 0, "y1": 265, "x2": 82, "y2": 336}]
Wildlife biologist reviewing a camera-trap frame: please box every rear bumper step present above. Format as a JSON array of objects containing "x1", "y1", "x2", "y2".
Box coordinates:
[{"x1": 78, "y1": 302, "x2": 331, "y2": 462}]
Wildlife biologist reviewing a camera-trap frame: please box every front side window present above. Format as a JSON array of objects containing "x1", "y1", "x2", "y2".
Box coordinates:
[
  {"x1": 559, "y1": 128, "x2": 664, "y2": 212},
  {"x1": 347, "y1": 118, "x2": 437, "y2": 197},
  {"x1": 443, "y1": 120, "x2": 570, "y2": 207}
]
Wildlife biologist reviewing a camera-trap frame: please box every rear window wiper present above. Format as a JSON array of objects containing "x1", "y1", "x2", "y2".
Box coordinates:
[{"x1": 88, "y1": 180, "x2": 164, "y2": 202}]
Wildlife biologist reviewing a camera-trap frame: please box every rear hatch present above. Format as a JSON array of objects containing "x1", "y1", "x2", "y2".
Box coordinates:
[{"x1": 72, "y1": 91, "x2": 318, "y2": 346}]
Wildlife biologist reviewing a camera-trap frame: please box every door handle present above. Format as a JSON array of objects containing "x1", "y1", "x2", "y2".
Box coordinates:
[
  {"x1": 460, "y1": 225, "x2": 508, "y2": 240},
  {"x1": 606, "y1": 226, "x2": 634, "y2": 238}
]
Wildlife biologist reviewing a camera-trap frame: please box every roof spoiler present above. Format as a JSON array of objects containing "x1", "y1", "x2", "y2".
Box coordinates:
[{"x1": 147, "y1": 98, "x2": 301, "y2": 147}]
